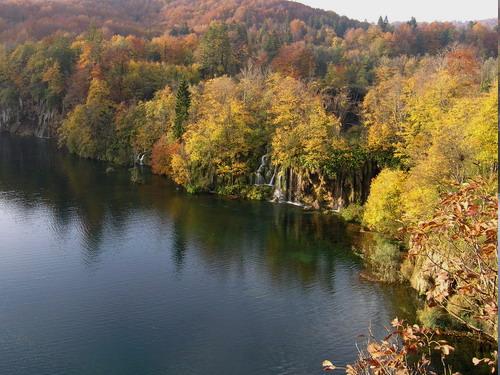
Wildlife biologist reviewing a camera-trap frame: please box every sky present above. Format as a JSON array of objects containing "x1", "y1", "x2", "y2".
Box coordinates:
[{"x1": 298, "y1": 0, "x2": 498, "y2": 23}]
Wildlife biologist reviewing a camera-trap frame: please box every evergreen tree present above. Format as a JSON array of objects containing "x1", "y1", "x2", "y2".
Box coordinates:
[
  {"x1": 408, "y1": 16, "x2": 418, "y2": 29},
  {"x1": 173, "y1": 79, "x2": 191, "y2": 139},
  {"x1": 196, "y1": 22, "x2": 233, "y2": 77},
  {"x1": 263, "y1": 31, "x2": 282, "y2": 60},
  {"x1": 377, "y1": 16, "x2": 385, "y2": 30},
  {"x1": 377, "y1": 16, "x2": 390, "y2": 32}
]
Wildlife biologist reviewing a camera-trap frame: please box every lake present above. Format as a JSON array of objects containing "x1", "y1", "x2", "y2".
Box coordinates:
[{"x1": 0, "y1": 134, "x2": 417, "y2": 375}]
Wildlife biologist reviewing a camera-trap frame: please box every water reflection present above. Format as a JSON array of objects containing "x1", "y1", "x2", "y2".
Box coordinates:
[
  {"x1": 0, "y1": 133, "x2": 421, "y2": 302},
  {"x1": 0, "y1": 135, "x2": 359, "y2": 283},
  {"x1": 0, "y1": 134, "x2": 419, "y2": 375}
]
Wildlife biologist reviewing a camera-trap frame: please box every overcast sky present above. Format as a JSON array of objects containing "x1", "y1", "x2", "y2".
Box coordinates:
[{"x1": 298, "y1": 0, "x2": 498, "y2": 23}]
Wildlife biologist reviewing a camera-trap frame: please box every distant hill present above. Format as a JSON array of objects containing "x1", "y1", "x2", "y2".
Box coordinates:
[
  {"x1": 159, "y1": 0, "x2": 368, "y2": 33},
  {"x1": 0, "y1": 0, "x2": 369, "y2": 43}
]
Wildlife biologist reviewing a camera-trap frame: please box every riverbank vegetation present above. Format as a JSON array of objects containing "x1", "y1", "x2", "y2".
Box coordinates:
[
  {"x1": 332, "y1": 179, "x2": 498, "y2": 374},
  {"x1": 0, "y1": 0, "x2": 497, "y2": 372}
]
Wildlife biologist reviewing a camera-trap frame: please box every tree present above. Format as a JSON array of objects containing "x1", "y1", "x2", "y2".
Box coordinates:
[
  {"x1": 363, "y1": 168, "x2": 406, "y2": 236},
  {"x1": 271, "y1": 42, "x2": 316, "y2": 79},
  {"x1": 266, "y1": 74, "x2": 339, "y2": 173},
  {"x1": 59, "y1": 78, "x2": 115, "y2": 160},
  {"x1": 152, "y1": 135, "x2": 182, "y2": 177},
  {"x1": 467, "y1": 82, "x2": 498, "y2": 170},
  {"x1": 363, "y1": 57, "x2": 415, "y2": 152},
  {"x1": 289, "y1": 19, "x2": 307, "y2": 41},
  {"x1": 377, "y1": 16, "x2": 385, "y2": 30},
  {"x1": 196, "y1": 22, "x2": 234, "y2": 78},
  {"x1": 182, "y1": 76, "x2": 254, "y2": 188},
  {"x1": 408, "y1": 16, "x2": 417, "y2": 29},
  {"x1": 115, "y1": 87, "x2": 176, "y2": 164},
  {"x1": 262, "y1": 31, "x2": 282, "y2": 60},
  {"x1": 377, "y1": 15, "x2": 389, "y2": 32},
  {"x1": 173, "y1": 79, "x2": 191, "y2": 139}
]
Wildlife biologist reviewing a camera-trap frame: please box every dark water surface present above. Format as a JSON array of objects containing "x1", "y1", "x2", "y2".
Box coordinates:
[{"x1": 0, "y1": 134, "x2": 418, "y2": 375}]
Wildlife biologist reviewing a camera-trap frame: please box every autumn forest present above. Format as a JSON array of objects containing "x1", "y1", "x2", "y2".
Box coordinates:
[{"x1": 0, "y1": 0, "x2": 498, "y2": 373}]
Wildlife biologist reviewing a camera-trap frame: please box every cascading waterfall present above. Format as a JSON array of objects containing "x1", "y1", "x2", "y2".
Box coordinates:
[
  {"x1": 271, "y1": 169, "x2": 286, "y2": 202},
  {"x1": 251, "y1": 152, "x2": 378, "y2": 208},
  {"x1": 136, "y1": 152, "x2": 146, "y2": 165},
  {"x1": 253, "y1": 153, "x2": 286, "y2": 202},
  {"x1": 269, "y1": 166, "x2": 277, "y2": 186},
  {"x1": 255, "y1": 154, "x2": 269, "y2": 185},
  {"x1": 254, "y1": 155, "x2": 279, "y2": 188}
]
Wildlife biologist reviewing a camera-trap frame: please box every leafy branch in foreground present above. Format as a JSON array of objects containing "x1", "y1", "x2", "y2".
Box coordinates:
[
  {"x1": 408, "y1": 178, "x2": 498, "y2": 342},
  {"x1": 324, "y1": 179, "x2": 498, "y2": 374},
  {"x1": 324, "y1": 318, "x2": 456, "y2": 375},
  {"x1": 324, "y1": 319, "x2": 497, "y2": 374}
]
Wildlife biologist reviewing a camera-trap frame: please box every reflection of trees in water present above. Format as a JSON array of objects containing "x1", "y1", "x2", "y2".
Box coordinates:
[
  {"x1": 155, "y1": 193, "x2": 360, "y2": 291},
  {"x1": 0, "y1": 135, "x2": 417, "y2": 317},
  {"x1": 171, "y1": 219, "x2": 187, "y2": 272},
  {"x1": 0, "y1": 135, "x2": 360, "y2": 283}
]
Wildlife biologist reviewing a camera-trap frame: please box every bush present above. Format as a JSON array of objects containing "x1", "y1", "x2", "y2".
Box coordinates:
[
  {"x1": 409, "y1": 179, "x2": 498, "y2": 341},
  {"x1": 363, "y1": 168, "x2": 406, "y2": 236},
  {"x1": 129, "y1": 167, "x2": 144, "y2": 184},
  {"x1": 215, "y1": 184, "x2": 244, "y2": 196},
  {"x1": 214, "y1": 184, "x2": 272, "y2": 200},
  {"x1": 339, "y1": 203, "x2": 364, "y2": 223},
  {"x1": 243, "y1": 185, "x2": 272, "y2": 200},
  {"x1": 183, "y1": 184, "x2": 201, "y2": 194}
]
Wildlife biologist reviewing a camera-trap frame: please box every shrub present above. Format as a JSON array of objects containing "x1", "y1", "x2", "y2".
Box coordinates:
[
  {"x1": 363, "y1": 168, "x2": 406, "y2": 236},
  {"x1": 215, "y1": 184, "x2": 243, "y2": 196},
  {"x1": 323, "y1": 319, "x2": 459, "y2": 374},
  {"x1": 339, "y1": 203, "x2": 364, "y2": 223},
  {"x1": 243, "y1": 185, "x2": 272, "y2": 201},
  {"x1": 409, "y1": 179, "x2": 498, "y2": 340}
]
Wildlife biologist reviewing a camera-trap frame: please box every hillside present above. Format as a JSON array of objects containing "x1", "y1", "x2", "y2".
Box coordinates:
[
  {"x1": 158, "y1": 0, "x2": 368, "y2": 34},
  {"x1": 0, "y1": 0, "x2": 368, "y2": 43}
]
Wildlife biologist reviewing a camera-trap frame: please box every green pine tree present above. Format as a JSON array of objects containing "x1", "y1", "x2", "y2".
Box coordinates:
[{"x1": 173, "y1": 79, "x2": 191, "y2": 140}]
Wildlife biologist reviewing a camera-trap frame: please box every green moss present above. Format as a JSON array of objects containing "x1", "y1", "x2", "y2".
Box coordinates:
[
  {"x1": 215, "y1": 184, "x2": 243, "y2": 196},
  {"x1": 129, "y1": 167, "x2": 144, "y2": 184}
]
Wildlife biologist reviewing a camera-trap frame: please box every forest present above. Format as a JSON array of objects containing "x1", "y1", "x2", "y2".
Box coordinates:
[{"x1": 0, "y1": 0, "x2": 498, "y2": 373}]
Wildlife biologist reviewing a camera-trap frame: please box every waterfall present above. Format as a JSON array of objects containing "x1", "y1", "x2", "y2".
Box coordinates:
[
  {"x1": 136, "y1": 152, "x2": 146, "y2": 165},
  {"x1": 255, "y1": 154, "x2": 268, "y2": 185},
  {"x1": 272, "y1": 172, "x2": 286, "y2": 202},
  {"x1": 269, "y1": 166, "x2": 277, "y2": 186}
]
